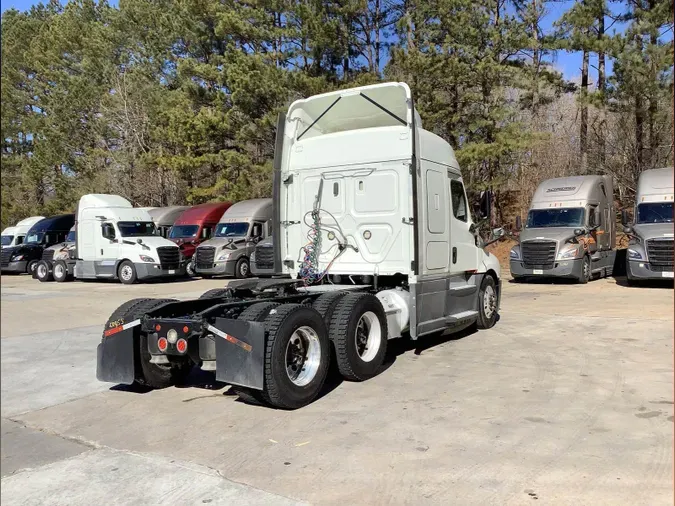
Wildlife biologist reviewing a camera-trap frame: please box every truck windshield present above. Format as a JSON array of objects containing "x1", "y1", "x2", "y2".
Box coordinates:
[
  {"x1": 215, "y1": 222, "x2": 249, "y2": 237},
  {"x1": 526, "y1": 208, "x2": 585, "y2": 228},
  {"x1": 169, "y1": 225, "x2": 199, "y2": 239},
  {"x1": 1, "y1": 235, "x2": 13, "y2": 246},
  {"x1": 637, "y1": 202, "x2": 673, "y2": 224},
  {"x1": 66, "y1": 231, "x2": 76, "y2": 242},
  {"x1": 118, "y1": 221, "x2": 157, "y2": 237}
]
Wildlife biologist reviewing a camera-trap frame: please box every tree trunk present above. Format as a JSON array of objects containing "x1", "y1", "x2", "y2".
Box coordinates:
[
  {"x1": 647, "y1": 0, "x2": 658, "y2": 167},
  {"x1": 580, "y1": 48, "x2": 589, "y2": 173},
  {"x1": 374, "y1": 0, "x2": 381, "y2": 72},
  {"x1": 597, "y1": 5, "x2": 606, "y2": 170}
]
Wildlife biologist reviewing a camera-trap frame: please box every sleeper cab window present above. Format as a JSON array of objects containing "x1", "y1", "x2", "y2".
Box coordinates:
[{"x1": 450, "y1": 179, "x2": 468, "y2": 222}]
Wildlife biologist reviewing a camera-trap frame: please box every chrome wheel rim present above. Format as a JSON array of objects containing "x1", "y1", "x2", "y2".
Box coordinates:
[
  {"x1": 29, "y1": 262, "x2": 37, "y2": 273},
  {"x1": 120, "y1": 265, "x2": 133, "y2": 281},
  {"x1": 186, "y1": 262, "x2": 194, "y2": 276},
  {"x1": 285, "y1": 326, "x2": 321, "y2": 386},
  {"x1": 240, "y1": 262, "x2": 248, "y2": 276},
  {"x1": 483, "y1": 285, "x2": 496, "y2": 318},
  {"x1": 37, "y1": 263, "x2": 47, "y2": 278},
  {"x1": 54, "y1": 264, "x2": 64, "y2": 278},
  {"x1": 355, "y1": 311, "x2": 382, "y2": 363},
  {"x1": 583, "y1": 258, "x2": 590, "y2": 280}
]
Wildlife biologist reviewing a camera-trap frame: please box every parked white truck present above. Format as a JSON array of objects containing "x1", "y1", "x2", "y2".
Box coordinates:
[
  {"x1": 510, "y1": 175, "x2": 616, "y2": 283},
  {"x1": 622, "y1": 167, "x2": 674, "y2": 283},
  {"x1": 73, "y1": 194, "x2": 185, "y2": 284},
  {"x1": 1, "y1": 216, "x2": 45, "y2": 248},
  {"x1": 97, "y1": 83, "x2": 503, "y2": 409}
]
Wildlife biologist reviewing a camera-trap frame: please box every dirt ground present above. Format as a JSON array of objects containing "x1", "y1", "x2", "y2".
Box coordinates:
[{"x1": 1, "y1": 272, "x2": 673, "y2": 505}]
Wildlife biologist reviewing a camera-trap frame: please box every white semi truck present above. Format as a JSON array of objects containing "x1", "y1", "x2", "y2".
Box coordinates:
[
  {"x1": 1, "y1": 216, "x2": 45, "y2": 248},
  {"x1": 72, "y1": 194, "x2": 186, "y2": 284},
  {"x1": 96, "y1": 83, "x2": 503, "y2": 409},
  {"x1": 622, "y1": 167, "x2": 674, "y2": 283}
]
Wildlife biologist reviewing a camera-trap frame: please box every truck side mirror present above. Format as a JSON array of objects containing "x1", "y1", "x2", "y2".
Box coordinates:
[
  {"x1": 479, "y1": 191, "x2": 492, "y2": 220},
  {"x1": 492, "y1": 227, "x2": 505, "y2": 239},
  {"x1": 515, "y1": 216, "x2": 522, "y2": 231},
  {"x1": 101, "y1": 223, "x2": 116, "y2": 241},
  {"x1": 574, "y1": 228, "x2": 584, "y2": 236},
  {"x1": 621, "y1": 209, "x2": 629, "y2": 226}
]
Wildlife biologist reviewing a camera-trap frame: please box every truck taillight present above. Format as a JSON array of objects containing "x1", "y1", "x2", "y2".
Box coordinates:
[
  {"x1": 157, "y1": 337, "x2": 168, "y2": 352},
  {"x1": 176, "y1": 339, "x2": 187, "y2": 354}
]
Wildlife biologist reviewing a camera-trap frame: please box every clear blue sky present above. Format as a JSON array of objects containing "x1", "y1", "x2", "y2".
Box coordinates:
[{"x1": 0, "y1": 0, "x2": 641, "y2": 82}]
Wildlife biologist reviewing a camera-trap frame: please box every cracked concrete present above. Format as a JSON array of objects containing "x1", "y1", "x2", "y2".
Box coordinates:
[{"x1": 1, "y1": 273, "x2": 673, "y2": 505}]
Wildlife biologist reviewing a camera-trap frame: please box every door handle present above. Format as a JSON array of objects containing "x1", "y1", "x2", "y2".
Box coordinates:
[{"x1": 452, "y1": 247, "x2": 457, "y2": 264}]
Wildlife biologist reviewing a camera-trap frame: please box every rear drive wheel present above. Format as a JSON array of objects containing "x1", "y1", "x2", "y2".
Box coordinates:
[
  {"x1": 235, "y1": 257, "x2": 250, "y2": 279},
  {"x1": 36, "y1": 260, "x2": 53, "y2": 282},
  {"x1": 477, "y1": 275, "x2": 499, "y2": 329},
  {"x1": 329, "y1": 293, "x2": 388, "y2": 381},
  {"x1": 118, "y1": 260, "x2": 137, "y2": 284},
  {"x1": 239, "y1": 301, "x2": 281, "y2": 322},
  {"x1": 260, "y1": 304, "x2": 330, "y2": 409},
  {"x1": 578, "y1": 255, "x2": 591, "y2": 284},
  {"x1": 26, "y1": 259, "x2": 38, "y2": 275},
  {"x1": 53, "y1": 260, "x2": 70, "y2": 282},
  {"x1": 312, "y1": 291, "x2": 348, "y2": 325}
]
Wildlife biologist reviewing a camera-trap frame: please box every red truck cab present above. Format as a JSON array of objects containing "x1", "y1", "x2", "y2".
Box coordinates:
[{"x1": 168, "y1": 202, "x2": 232, "y2": 275}]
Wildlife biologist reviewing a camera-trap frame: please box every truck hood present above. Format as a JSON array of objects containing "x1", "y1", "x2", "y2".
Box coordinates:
[
  {"x1": 197, "y1": 236, "x2": 249, "y2": 251},
  {"x1": 632, "y1": 222, "x2": 674, "y2": 240},
  {"x1": 518, "y1": 227, "x2": 579, "y2": 244},
  {"x1": 3, "y1": 243, "x2": 43, "y2": 257},
  {"x1": 119, "y1": 235, "x2": 178, "y2": 252}
]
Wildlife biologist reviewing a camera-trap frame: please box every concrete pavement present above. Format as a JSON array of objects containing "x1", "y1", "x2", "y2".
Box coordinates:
[{"x1": 1, "y1": 273, "x2": 673, "y2": 505}]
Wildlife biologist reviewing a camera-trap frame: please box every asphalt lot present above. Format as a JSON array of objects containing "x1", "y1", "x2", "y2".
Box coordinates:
[{"x1": 1, "y1": 272, "x2": 673, "y2": 505}]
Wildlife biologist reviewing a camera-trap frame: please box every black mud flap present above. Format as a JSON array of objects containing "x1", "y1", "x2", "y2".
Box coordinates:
[
  {"x1": 209, "y1": 318, "x2": 265, "y2": 391},
  {"x1": 96, "y1": 326, "x2": 136, "y2": 385}
]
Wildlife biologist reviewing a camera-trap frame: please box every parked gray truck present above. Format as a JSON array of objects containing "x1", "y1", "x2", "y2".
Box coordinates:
[
  {"x1": 622, "y1": 167, "x2": 674, "y2": 283},
  {"x1": 510, "y1": 175, "x2": 616, "y2": 283},
  {"x1": 193, "y1": 198, "x2": 273, "y2": 278}
]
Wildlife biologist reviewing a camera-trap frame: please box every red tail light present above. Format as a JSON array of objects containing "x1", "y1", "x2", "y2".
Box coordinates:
[
  {"x1": 176, "y1": 338, "x2": 187, "y2": 354},
  {"x1": 157, "y1": 337, "x2": 168, "y2": 352}
]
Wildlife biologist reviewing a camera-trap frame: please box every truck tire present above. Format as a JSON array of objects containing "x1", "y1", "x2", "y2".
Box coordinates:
[
  {"x1": 260, "y1": 304, "x2": 330, "y2": 409},
  {"x1": 52, "y1": 260, "x2": 71, "y2": 282},
  {"x1": 312, "y1": 291, "x2": 348, "y2": 325},
  {"x1": 101, "y1": 298, "x2": 192, "y2": 389},
  {"x1": 239, "y1": 301, "x2": 281, "y2": 322},
  {"x1": 36, "y1": 260, "x2": 53, "y2": 282},
  {"x1": 118, "y1": 260, "x2": 137, "y2": 284},
  {"x1": 235, "y1": 257, "x2": 250, "y2": 279},
  {"x1": 329, "y1": 293, "x2": 388, "y2": 381},
  {"x1": 578, "y1": 255, "x2": 591, "y2": 284},
  {"x1": 198, "y1": 288, "x2": 231, "y2": 299},
  {"x1": 186, "y1": 259, "x2": 196, "y2": 277},
  {"x1": 26, "y1": 259, "x2": 38, "y2": 275},
  {"x1": 476, "y1": 275, "x2": 499, "y2": 329}
]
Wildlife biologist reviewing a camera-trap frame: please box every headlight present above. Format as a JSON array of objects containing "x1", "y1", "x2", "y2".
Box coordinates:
[
  {"x1": 140, "y1": 255, "x2": 155, "y2": 263},
  {"x1": 218, "y1": 251, "x2": 231, "y2": 261},
  {"x1": 556, "y1": 245, "x2": 580, "y2": 260},
  {"x1": 11, "y1": 254, "x2": 24, "y2": 261},
  {"x1": 627, "y1": 248, "x2": 642, "y2": 260},
  {"x1": 509, "y1": 247, "x2": 520, "y2": 260},
  {"x1": 250, "y1": 251, "x2": 256, "y2": 261}
]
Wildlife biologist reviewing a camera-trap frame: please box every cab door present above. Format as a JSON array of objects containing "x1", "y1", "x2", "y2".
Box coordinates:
[
  {"x1": 447, "y1": 174, "x2": 477, "y2": 274},
  {"x1": 96, "y1": 222, "x2": 121, "y2": 275}
]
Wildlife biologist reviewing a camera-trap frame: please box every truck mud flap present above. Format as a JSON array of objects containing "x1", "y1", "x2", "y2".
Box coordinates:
[
  {"x1": 208, "y1": 318, "x2": 265, "y2": 391},
  {"x1": 96, "y1": 324, "x2": 138, "y2": 385}
]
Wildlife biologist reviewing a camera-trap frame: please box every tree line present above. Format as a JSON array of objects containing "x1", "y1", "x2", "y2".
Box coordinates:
[{"x1": 1, "y1": 0, "x2": 673, "y2": 229}]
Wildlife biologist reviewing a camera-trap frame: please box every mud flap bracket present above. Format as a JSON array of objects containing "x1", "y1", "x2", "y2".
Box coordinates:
[{"x1": 210, "y1": 319, "x2": 265, "y2": 391}]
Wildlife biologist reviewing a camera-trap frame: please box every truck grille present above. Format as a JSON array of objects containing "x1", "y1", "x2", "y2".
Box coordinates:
[
  {"x1": 521, "y1": 241, "x2": 556, "y2": 269},
  {"x1": 1, "y1": 249, "x2": 12, "y2": 267},
  {"x1": 42, "y1": 249, "x2": 55, "y2": 262},
  {"x1": 647, "y1": 239, "x2": 673, "y2": 270},
  {"x1": 195, "y1": 247, "x2": 215, "y2": 269},
  {"x1": 157, "y1": 246, "x2": 180, "y2": 269},
  {"x1": 255, "y1": 245, "x2": 274, "y2": 269}
]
